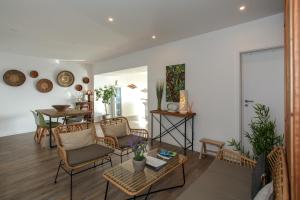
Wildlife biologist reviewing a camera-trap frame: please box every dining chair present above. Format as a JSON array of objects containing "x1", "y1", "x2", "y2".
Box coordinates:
[
  {"x1": 65, "y1": 116, "x2": 84, "y2": 124},
  {"x1": 31, "y1": 111, "x2": 61, "y2": 145},
  {"x1": 31, "y1": 111, "x2": 41, "y2": 142}
]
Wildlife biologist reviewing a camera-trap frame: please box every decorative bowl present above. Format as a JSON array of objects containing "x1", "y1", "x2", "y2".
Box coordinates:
[{"x1": 52, "y1": 105, "x2": 70, "y2": 112}]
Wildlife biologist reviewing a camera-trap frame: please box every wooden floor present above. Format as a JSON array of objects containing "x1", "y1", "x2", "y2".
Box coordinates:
[{"x1": 0, "y1": 132, "x2": 214, "y2": 200}]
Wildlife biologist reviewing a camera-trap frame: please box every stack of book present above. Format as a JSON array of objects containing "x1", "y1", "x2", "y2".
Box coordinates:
[
  {"x1": 157, "y1": 149, "x2": 177, "y2": 160},
  {"x1": 146, "y1": 149, "x2": 177, "y2": 171}
]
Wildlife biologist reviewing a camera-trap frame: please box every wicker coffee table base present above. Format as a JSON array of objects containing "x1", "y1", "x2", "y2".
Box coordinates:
[{"x1": 104, "y1": 163, "x2": 185, "y2": 200}]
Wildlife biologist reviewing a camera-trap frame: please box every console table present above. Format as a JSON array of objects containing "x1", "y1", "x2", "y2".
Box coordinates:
[{"x1": 150, "y1": 110, "x2": 196, "y2": 155}]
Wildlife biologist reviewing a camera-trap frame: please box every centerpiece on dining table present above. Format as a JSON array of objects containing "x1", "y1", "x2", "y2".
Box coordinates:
[{"x1": 52, "y1": 105, "x2": 70, "y2": 112}]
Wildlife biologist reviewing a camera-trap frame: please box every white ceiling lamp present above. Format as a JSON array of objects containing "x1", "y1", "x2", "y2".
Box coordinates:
[
  {"x1": 152, "y1": 35, "x2": 157, "y2": 39},
  {"x1": 60, "y1": 59, "x2": 87, "y2": 62},
  {"x1": 55, "y1": 59, "x2": 60, "y2": 64},
  {"x1": 108, "y1": 17, "x2": 114, "y2": 22},
  {"x1": 239, "y1": 5, "x2": 246, "y2": 11}
]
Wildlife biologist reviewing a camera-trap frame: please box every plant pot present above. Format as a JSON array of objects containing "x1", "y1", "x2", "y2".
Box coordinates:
[{"x1": 132, "y1": 158, "x2": 146, "y2": 172}]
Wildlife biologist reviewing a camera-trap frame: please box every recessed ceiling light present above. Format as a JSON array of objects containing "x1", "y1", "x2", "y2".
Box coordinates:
[
  {"x1": 152, "y1": 35, "x2": 156, "y2": 39},
  {"x1": 55, "y1": 59, "x2": 60, "y2": 64},
  {"x1": 239, "y1": 5, "x2": 246, "y2": 11},
  {"x1": 108, "y1": 17, "x2": 114, "y2": 22}
]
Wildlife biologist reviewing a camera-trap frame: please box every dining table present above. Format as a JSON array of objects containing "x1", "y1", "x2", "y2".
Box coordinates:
[{"x1": 36, "y1": 108, "x2": 92, "y2": 148}]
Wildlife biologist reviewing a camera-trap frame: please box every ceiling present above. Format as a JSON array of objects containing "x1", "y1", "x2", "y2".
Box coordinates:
[
  {"x1": 96, "y1": 66, "x2": 147, "y2": 77},
  {"x1": 0, "y1": 0, "x2": 283, "y2": 63}
]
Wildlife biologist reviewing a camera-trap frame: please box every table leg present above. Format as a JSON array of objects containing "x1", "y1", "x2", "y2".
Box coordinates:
[
  {"x1": 159, "y1": 114, "x2": 162, "y2": 143},
  {"x1": 184, "y1": 117, "x2": 187, "y2": 155},
  {"x1": 126, "y1": 164, "x2": 186, "y2": 200},
  {"x1": 144, "y1": 185, "x2": 152, "y2": 200},
  {"x1": 192, "y1": 116, "x2": 194, "y2": 152},
  {"x1": 151, "y1": 113, "x2": 153, "y2": 146},
  {"x1": 104, "y1": 181, "x2": 109, "y2": 200},
  {"x1": 49, "y1": 116, "x2": 53, "y2": 148}
]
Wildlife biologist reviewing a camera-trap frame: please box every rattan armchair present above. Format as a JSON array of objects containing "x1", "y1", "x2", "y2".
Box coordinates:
[
  {"x1": 267, "y1": 147, "x2": 289, "y2": 200},
  {"x1": 217, "y1": 148, "x2": 256, "y2": 169},
  {"x1": 53, "y1": 123, "x2": 115, "y2": 200},
  {"x1": 100, "y1": 117, "x2": 149, "y2": 163}
]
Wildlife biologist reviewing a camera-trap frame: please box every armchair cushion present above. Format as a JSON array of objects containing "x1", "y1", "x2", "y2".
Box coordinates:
[
  {"x1": 101, "y1": 120, "x2": 129, "y2": 138},
  {"x1": 59, "y1": 128, "x2": 94, "y2": 150},
  {"x1": 66, "y1": 144, "x2": 113, "y2": 166},
  {"x1": 117, "y1": 135, "x2": 146, "y2": 149},
  {"x1": 176, "y1": 159, "x2": 252, "y2": 200}
]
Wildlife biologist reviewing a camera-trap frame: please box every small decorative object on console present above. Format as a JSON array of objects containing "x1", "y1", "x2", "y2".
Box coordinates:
[
  {"x1": 188, "y1": 102, "x2": 193, "y2": 113},
  {"x1": 167, "y1": 103, "x2": 179, "y2": 112},
  {"x1": 179, "y1": 90, "x2": 188, "y2": 114},
  {"x1": 156, "y1": 81, "x2": 164, "y2": 110}
]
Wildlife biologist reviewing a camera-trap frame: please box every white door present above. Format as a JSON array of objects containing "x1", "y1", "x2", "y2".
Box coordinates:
[{"x1": 241, "y1": 47, "x2": 284, "y2": 152}]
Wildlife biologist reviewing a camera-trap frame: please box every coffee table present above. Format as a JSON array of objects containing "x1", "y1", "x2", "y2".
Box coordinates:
[{"x1": 102, "y1": 149, "x2": 187, "y2": 200}]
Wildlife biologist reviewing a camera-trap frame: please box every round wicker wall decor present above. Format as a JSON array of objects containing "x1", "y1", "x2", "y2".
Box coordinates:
[
  {"x1": 36, "y1": 79, "x2": 53, "y2": 93},
  {"x1": 57, "y1": 71, "x2": 74, "y2": 87},
  {"x1": 3, "y1": 70, "x2": 26, "y2": 87}
]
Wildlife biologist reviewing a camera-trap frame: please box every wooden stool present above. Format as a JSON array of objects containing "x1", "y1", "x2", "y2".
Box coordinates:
[{"x1": 199, "y1": 138, "x2": 225, "y2": 159}]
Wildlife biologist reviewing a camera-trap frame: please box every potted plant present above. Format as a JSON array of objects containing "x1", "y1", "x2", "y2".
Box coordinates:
[
  {"x1": 131, "y1": 138, "x2": 147, "y2": 172},
  {"x1": 228, "y1": 103, "x2": 284, "y2": 159},
  {"x1": 156, "y1": 81, "x2": 164, "y2": 110},
  {"x1": 95, "y1": 85, "x2": 117, "y2": 119}
]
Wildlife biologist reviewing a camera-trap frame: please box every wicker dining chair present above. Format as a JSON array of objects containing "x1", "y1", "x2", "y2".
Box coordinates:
[
  {"x1": 100, "y1": 117, "x2": 149, "y2": 163},
  {"x1": 53, "y1": 123, "x2": 115, "y2": 200},
  {"x1": 31, "y1": 111, "x2": 61, "y2": 145}
]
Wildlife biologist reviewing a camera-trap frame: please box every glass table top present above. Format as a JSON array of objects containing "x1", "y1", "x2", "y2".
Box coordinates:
[{"x1": 103, "y1": 149, "x2": 187, "y2": 196}]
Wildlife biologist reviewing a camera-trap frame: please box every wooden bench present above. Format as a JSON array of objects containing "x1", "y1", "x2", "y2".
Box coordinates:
[{"x1": 199, "y1": 138, "x2": 225, "y2": 159}]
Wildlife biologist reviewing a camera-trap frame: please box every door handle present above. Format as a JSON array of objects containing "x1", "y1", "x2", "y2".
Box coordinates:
[{"x1": 245, "y1": 100, "x2": 254, "y2": 103}]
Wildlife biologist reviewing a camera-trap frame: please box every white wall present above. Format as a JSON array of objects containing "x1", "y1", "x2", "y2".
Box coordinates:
[
  {"x1": 0, "y1": 52, "x2": 92, "y2": 136},
  {"x1": 94, "y1": 67, "x2": 147, "y2": 118},
  {"x1": 92, "y1": 14, "x2": 284, "y2": 151}
]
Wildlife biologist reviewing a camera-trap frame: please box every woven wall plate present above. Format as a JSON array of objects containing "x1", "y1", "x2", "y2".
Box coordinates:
[
  {"x1": 3, "y1": 70, "x2": 26, "y2": 87},
  {"x1": 36, "y1": 79, "x2": 53, "y2": 93},
  {"x1": 30, "y1": 70, "x2": 39, "y2": 78},
  {"x1": 82, "y1": 77, "x2": 90, "y2": 84},
  {"x1": 57, "y1": 71, "x2": 74, "y2": 87},
  {"x1": 75, "y1": 84, "x2": 83, "y2": 91}
]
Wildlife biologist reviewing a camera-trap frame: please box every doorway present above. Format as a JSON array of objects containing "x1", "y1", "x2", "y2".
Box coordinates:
[
  {"x1": 241, "y1": 47, "x2": 284, "y2": 152},
  {"x1": 94, "y1": 66, "x2": 148, "y2": 129}
]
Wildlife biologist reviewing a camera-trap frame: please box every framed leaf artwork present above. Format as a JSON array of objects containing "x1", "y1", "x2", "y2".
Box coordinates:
[{"x1": 166, "y1": 64, "x2": 185, "y2": 102}]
